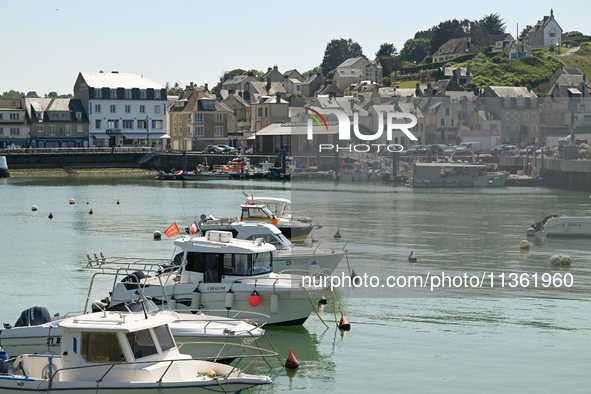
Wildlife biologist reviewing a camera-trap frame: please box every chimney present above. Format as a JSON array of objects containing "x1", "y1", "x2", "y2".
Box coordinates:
[
  {"x1": 229, "y1": 89, "x2": 235, "y2": 95},
  {"x1": 267, "y1": 67, "x2": 272, "y2": 72},
  {"x1": 247, "y1": 71, "x2": 253, "y2": 77},
  {"x1": 238, "y1": 91, "x2": 243, "y2": 97},
  {"x1": 316, "y1": 72, "x2": 321, "y2": 77},
  {"x1": 190, "y1": 82, "x2": 194, "y2": 89},
  {"x1": 276, "y1": 93, "x2": 281, "y2": 103},
  {"x1": 266, "y1": 77, "x2": 271, "y2": 90},
  {"x1": 204, "y1": 83, "x2": 209, "y2": 91},
  {"x1": 273, "y1": 65, "x2": 278, "y2": 71}
]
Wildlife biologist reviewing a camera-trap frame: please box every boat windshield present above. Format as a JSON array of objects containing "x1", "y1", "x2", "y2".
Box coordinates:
[
  {"x1": 223, "y1": 252, "x2": 272, "y2": 276},
  {"x1": 244, "y1": 233, "x2": 292, "y2": 250},
  {"x1": 153, "y1": 325, "x2": 175, "y2": 352},
  {"x1": 127, "y1": 329, "x2": 158, "y2": 359},
  {"x1": 81, "y1": 332, "x2": 125, "y2": 363},
  {"x1": 252, "y1": 252, "x2": 272, "y2": 274}
]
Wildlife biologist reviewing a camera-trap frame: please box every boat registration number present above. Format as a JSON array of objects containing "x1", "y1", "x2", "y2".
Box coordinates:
[{"x1": 46, "y1": 337, "x2": 61, "y2": 347}]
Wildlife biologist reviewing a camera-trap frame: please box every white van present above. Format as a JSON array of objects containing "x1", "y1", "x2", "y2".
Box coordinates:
[{"x1": 455, "y1": 142, "x2": 482, "y2": 154}]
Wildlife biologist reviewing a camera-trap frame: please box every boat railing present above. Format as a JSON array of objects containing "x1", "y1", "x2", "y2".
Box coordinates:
[
  {"x1": 173, "y1": 309, "x2": 271, "y2": 329},
  {"x1": 12, "y1": 349, "x2": 279, "y2": 385}
]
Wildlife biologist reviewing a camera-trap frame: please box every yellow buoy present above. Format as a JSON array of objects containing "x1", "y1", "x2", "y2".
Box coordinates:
[{"x1": 69, "y1": 199, "x2": 75, "y2": 204}]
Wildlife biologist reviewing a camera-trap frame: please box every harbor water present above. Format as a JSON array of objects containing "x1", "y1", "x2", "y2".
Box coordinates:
[{"x1": 1, "y1": 175, "x2": 590, "y2": 393}]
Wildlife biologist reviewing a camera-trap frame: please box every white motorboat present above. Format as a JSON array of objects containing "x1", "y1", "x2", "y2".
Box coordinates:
[
  {"x1": 530, "y1": 214, "x2": 591, "y2": 237},
  {"x1": 200, "y1": 202, "x2": 314, "y2": 242},
  {"x1": 0, "y1": 300, "x2": 270, "y2": 362},
  {"x1": 229, "y1": 222, "x2": 344, "y2": 274},
  {"x1": 0, "y1": 311, "x2": 271, "y2": 393},
  {"x1": 242, "y1": 192, "x2": 314, "y2": 224},
  {"x1": 411, "y1": 162, "x2": 508, "y2": 187},
  {"x1": 93, "y1": 231, "x2": 328, "y2": 325}
]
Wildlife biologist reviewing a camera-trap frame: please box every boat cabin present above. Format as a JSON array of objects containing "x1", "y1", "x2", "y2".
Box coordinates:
[
  {"x1": 240, "y1": 203, "x2": 278, "y2": 223},
  {"x1": 176, "y1": 231, "x2": 276, "y2": 284},
  {"x1": 232, "y1": 223, "x2": 292, "y2": 250},
  {"x1": 245, "y1": 196, "x2": 291, "y2": 218}
]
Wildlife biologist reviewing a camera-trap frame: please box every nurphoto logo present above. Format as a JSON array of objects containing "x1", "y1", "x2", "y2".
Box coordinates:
[{"x1": 305, "y1": 106, "x2": 419, "y2": 153}]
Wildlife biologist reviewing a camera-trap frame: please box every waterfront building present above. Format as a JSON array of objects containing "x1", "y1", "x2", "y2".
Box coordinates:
[
  {"x1": 0, "y1": 99, "x2": 29, "y2": 149},
  {"x1": 73, "y1": 71, "x2": 168, "y2": 150}
]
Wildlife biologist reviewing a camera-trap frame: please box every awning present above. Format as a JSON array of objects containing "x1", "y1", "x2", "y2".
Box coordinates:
[
  {"x1": 121, "y1": 132, "x2": 167, "y2": 139},
  {"x1": 160, "y1": 135, "x2": 171, "y2": 139},
  {"x1": 92, "y1": 133, "x2": 110, "y2": 139}
]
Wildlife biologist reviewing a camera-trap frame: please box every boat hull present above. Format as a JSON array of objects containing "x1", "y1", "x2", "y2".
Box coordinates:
[
  {"x1": 272, "y1": 248, "x2": 344, "y2": 274},
  {"x1": 201, "y1": 222, "x2": 313, "y2": 242},
  {"x1": 412, "y1": 163, "x2": 508, "y2": 188},
  {"x1": 544, "y1": 217, "x2": 591, "y2": 237}
]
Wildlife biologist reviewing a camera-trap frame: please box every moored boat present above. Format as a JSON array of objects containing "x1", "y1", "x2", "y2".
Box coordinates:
[
  {"x1": 411, "y1": 162, "x2": 508, "y2": 187},
  {"x1": 0, "y1": 311, "x2": 271, "y2": 393}
]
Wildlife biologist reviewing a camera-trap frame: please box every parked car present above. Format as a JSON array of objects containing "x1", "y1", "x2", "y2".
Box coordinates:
[
  {"x1": 501, "y1": 145, "x2": 520, "y2": 156},
  {"x1": 216, "y1": 144, "x2": 237, "y2": 153},
  {"x1": 454, "y1": 142, "x2": 482, "y2": 155},
  {"x1": 204, "y1": 145, "x2": 224, "y2": 153},
  {"x1": 406, "y1": 145, "x2": 424, "y2": 154},
  {"x1": 535, "y1": 146, "x2": 547, "y2": 154},
  {"x1": 443, "y1": 145, "x2": 457, "y2": 154},
  {"x1": 416, "y1": 145, "x2": 430, "y2": 154},
  {"x1": 490, "y1": 144, "x2": 506, "y2": 155},
  {"x1": 429, "y1": 144, "x2": 448, "y2": 154},
  {"x1": 520, "y1": 146, "x2": 537, "y2": 155}
]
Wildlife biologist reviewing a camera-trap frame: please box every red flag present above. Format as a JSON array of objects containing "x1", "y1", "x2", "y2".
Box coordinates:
[{"x1": 164, "y1": 223, "x2": 180, "y2": 238}]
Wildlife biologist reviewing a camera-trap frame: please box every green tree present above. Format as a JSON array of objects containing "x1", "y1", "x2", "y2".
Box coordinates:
[
  {"x1": 167, "y1": 82, "x2": 181, "y2": 96},
  {"x1": 210, "y1": 69, "x2": 262, "y2": 94},
  {"x1": 401, "y1": 38, "x2": 432, "y2": 63},
  {"x1": 415, "y1": 19, "x2": 466, "y2": 55},
  {"x1": 302, "y1": 66, "x2": 322, "y2": 79},
  {"x1": 320, "y1": 38, "x2": 364, "y2": 76},
  {"x1": 46, "y1": 91, "x2": 58, "y2": 98},
  {"x1": 376, "y1": 43, "x2": 396, "y2": 57},
  {"x1": 1, "y1": 90, "x2": 23, "y2": 99},
  {"x1": 381, "y1": 76, "x2": 392, "y2": 87},
  {"x1": 477, "y1": 13, "x2": 506, "y2": 36},
  {"x1": 469, "y1": 22, "x2": 492, "y2": 49}
]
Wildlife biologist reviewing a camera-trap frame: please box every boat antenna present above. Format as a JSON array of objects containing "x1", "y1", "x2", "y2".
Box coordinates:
[
  {"x1": 45, "y1": 261, "x2": 104, "y2": 312},
  {"x1": 177, "y1": 189, "x2": 188, "y2": 240}
]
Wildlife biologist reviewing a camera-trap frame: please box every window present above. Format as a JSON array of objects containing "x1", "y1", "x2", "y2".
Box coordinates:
[
  {"x1": 0, "y1": 114, "x2": 2, "y2": 120},
  {"x1": 10, "y1": 127, "x2": 19, "y2": 135},
  {"x1": 195, "y1": 113, "x2": 203, "y2": 123},
  {"x1": 490, "y1": 123, "x2": 498, "y2": 130},
  {"x1": 440, "y1": 118, "x2": 446, "y2": 127},
  {"x1": 214, "y1": 126, "x2": 223, "y2": 137},
  {"x1": 10, "y1": 113, "x2": 20, "y2": 120},
  {"x1": 50, "y1": 125, "x2": 56, "y2": 136},
  {"x1": 186, "y1": 126, "x2": 191, "y2": 136},
  {"x1": 187, "y1": 114, "x2": 192, "y2": 122},
  {"x1": 140, "y1": 90, "x2": 146, "y2": 99},
  {"x1": 125, "y1": 89, "x2": 132, "y2": 99},
  {"x1": 140, "y1": 105, "x2": 145, "y2": 113},
  {"x1": 514, "y1": 112, "x2": 520, "y2": 120},
  {"x1": 195, "y1": 126, "x2": 204, "y2": 137},
  {"x1": 51, "y1": 113, "x2": 60, "y2": 120},
  {"x1": 450, "y1": 119, "x2": 455, "y2": 127},
  {"x1": 95, "y1": 89, "x2": 102, "y2": 98},
  {"x1": 444, "y1": 107, "x2": 450, "y2": 116},
  {"x1": 0, "y1": 127, "x2": 3, "y2": 135},
  {"x1": 82, "y1": 332, "x2": 124, "y2": 363},
  {"x1": 36, "y1": 112, "x2": 43, "y2": 120},
  {"x1": 37, "y1": 125, "x2": 43, "y2": 133},
  {"x1": 214, "y1": 113, "x2": 223, "y2": 122},
  {"x1": 585, "y1": 116, "x2": 591, "y2": 124},
  {"x1": 523, "y1": 113, "x2": 529, "y2": 121},
  {"x1": 65, "y1": 125, "x2": 71, "y2": 136},
  {"x1": 153, "y1": 325, "x2": 174, "y2": 352},
  {"x1": 110, "y1": 104, "x2": 116, "y2": 113},
  {"x1": 126, "y1": 329, "x2": 158, "y2": 360},
  {"x1": 95, "y1": 104, "x2": 101, "y2": 113},
  {"x1": 154, "y1": 105, "x2": 160, "y2": 114},
  {"x1": 137, "y1": 120, "x2": 147, "y2": 129},
  {"x1": 110, "y1": 89, "x2": 117, "y2": 98},
  {"x1": 107, "y1": 120, "x2": 119, "y2": 129},
  {"x1": 76, "y1": 112, "x2": 82, "y2": 121},
  {"x1": 258, "y1": 108, "x2": 263, "y2": 117},
  {"x1": 513, "y1": 124, "x2": 520, "y2": 132},
  {"x1": 61, "y1": 113, "x2": 69, "y2": 120},
  {"x1": 173, "y1": 127, "x2": 176, "y2": 136},
  {"x1": 152, "y1": 120, "x2": 162, "y2": 129},
  {"x1": 77, "y1": 125, "x2": 83, "y2": 133},
  {"x1": 125, "y1": 105, "x2": 131, "y2": 113},
  {"x1": 531, "y1": 125, "x2": 537, "y2": 132},
  {"x1": 531, "y1": 113, "x2": 536, "y2": 121},
  {"x1": 123, "y1": 120, "x2": 134, "y2": 129},
  {"x1": 505, "y1": 113, "x2": 510, "y2": 120},
  {"x1": 264, "y1": 108, "x2": 268, "y2": 117},
  {"x1": 505, "y1": 125, "x2": 511, "y2": 133},
  {"x1": 95, "y1": 120, "x2": 101, "y2": 129},
  {"x1": 154, "y1": 90, "x2": 161, "y2": 99}
]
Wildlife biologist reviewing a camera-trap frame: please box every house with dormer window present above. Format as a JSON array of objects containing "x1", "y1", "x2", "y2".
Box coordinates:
[
  {"x1": 432, "y1": 37, "x2": 480, "y2": 63},
  {"x1": 334, "y1": 57, "x2": 382, "y2": 91},
  {"x1": 524, "y1": 9, "x2": 562, "y2": 48},
  {"x1": 0, "y1": 99, "x2": 29, "y2": 148}
]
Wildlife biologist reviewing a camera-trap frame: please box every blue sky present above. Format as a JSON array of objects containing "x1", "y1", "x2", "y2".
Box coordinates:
[{"x1": 1, "y1": 0, "x2": 586, "y2": 96}]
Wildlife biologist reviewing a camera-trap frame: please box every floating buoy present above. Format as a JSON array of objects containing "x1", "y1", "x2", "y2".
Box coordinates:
[
  {"x1": 408, "y1": 251, "x2": 417, "y2": 262},
  {"x1": 48, "y1": 212, "x2": 53, "y2": 219},
  {"x1": 285, "y1": 348, "x2": 299, "y2": 369},
  {"x1": 89, "y1": 208, "x2": 93, "y2": 214},
  {"x1": 519, "y1": 240, "x2": 530, "y2": 249},
  {"x1": 69, "y1": 199, "x2": 75, "y2": 204},
  {"x1": 154, "y1": 231, "x2": 162, "y2": 240},
  {"x1": 249, "y1": 290, "x2": 261, "y2": 307},
  {"x1": 225, "y1": 289, "x2": 234, "y2": 310},
  {"x1": 270, "y1": 293, "x2": 279, "y2": 314},
  {"x1": 550, "y1": 255, "x2": 561, "y2": 266},
  {"x1": 561, "y1": 255, "x2": 572, "y2": 265},
  {"x1": 117, "y1": 199, "x2": 120, "y2": 205},
  {"x1": 526, "y1": 227, "x2": 536, "y2": 236},
  {"x1": 318, "y1": 296, "x2": 328, "y2": 305},
  {"x1": 334, "y1": 228, "x2": 341, "y2": 239},
  {"x1": 31, "y1": 205, "x2": 37, "y2": 211},
  {"x1": 339, "y1": 312, "x2": 351, "y2": 330},
  {"x1": 191, "y1": 286, "x2": 201, "y2": 308}
]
